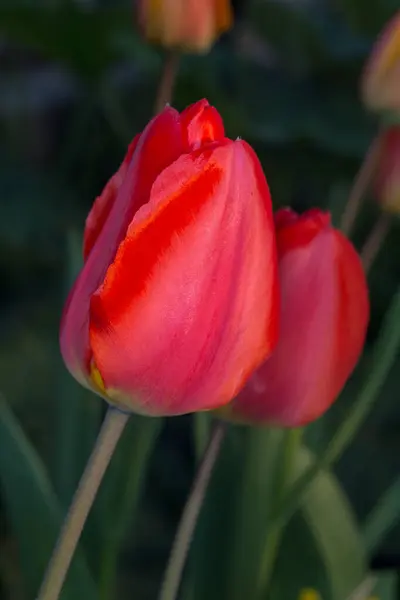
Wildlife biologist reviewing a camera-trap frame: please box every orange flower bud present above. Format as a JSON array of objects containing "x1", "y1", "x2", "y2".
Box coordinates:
[
  {"x1": 138, "y1": 0, "x2": 232, "y2": 53},
  {"x1": 362, "y1": 11, "x2": 400, "y2": 113},
  {"x1": 375, "y1": 126, "x2": 400, "y2": 213}
]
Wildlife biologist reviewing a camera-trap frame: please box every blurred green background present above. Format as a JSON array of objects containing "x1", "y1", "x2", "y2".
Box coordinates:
[{"x1": 1, "y1": 0, "x2": 400, "y2": 598}]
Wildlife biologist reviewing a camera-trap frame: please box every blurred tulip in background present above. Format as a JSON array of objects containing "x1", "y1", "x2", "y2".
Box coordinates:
[
  {"x1": 374, "y1": 126, "x2": 400, "y2": 213},
  {"x1": 362, "y1": 10, "x2": 400, "y2": 114},
  {"x1": 138, "y1": 0, "x2": 233, "y2": 53}
]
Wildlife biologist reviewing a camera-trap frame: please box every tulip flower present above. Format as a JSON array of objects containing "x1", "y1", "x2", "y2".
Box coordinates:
[
  {"x1": 374, "y1": 126, "x2": 400, "y2": 213},
  {"x1": 60, "y1": 99, "x2": 279, "y2": 416},
  {"x1": 138, "y1": 0, "x2": 232, "y2": 53},
  {"x1": 224, "y1": 208, "x2": 369, "y2": 427},
  {"x1": 362, "y1": 11, "x2": 400, "y2": 113}
]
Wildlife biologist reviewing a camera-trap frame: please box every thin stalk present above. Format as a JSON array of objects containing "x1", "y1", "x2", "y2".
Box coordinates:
[
  {"x1": 158, "y1": 420, "x2": 226, "y2": 600},
  {"x1": 341, "y1": 134, "x2": 382, "y2": 236},
  {"x1": 256, "y1": 428, "x2": 303, "y2": 598},
  {"x1": 154, "y1": 51, "x2": 180, "y2": 114},
  {"x1": 346, "y1": 575, "x2": 377, "y2": 600},
  {"x1": 360, "y1": 212, "x2": 391, "y2": 272},
  {"x1": 363, "y1": 477, "x2": 400, "y2": 552},
  {"x1": 37, "y1": 407, "x2": 129, "y2": 600},
  {"x1": 98, "y1": 417, "x2": 162, "y2": 600}
]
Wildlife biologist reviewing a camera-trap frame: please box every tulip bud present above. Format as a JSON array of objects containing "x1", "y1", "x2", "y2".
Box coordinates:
[
  {"x1": 362, "y1": 11, "x2": 400, "y2": 113},
  {"x1": 138, "y1": 0, "x2": 232, "y2": 53},
  {"x1": 223, "y1": 208, "x2": 369, "y2": 427},
  {"x1": 60, "y1": 99, "x2": 279, "y2": 416},
  {"x1": 374, "y1": 126, "x2": 400, "y2": 213}
]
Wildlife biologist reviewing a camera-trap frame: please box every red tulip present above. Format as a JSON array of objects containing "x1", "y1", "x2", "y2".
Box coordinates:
[
  {"x1": 224, "y1": 208, "x2": 369, "y2": 427},
  {"x1": 375, "y1": 126, "x2": 400, "y2": 213},
  {"x1": 60, "y1": 99, "x2": 279, "y2": 416},
  {"x1": 138, "y1": 0, "x2": 232, "y2": 53}
]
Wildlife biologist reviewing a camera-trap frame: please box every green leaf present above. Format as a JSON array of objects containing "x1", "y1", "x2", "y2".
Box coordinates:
[
  {"x1": 189, "y1": 426, "x2": 365, "y2": 600},
  {"x1": 189, "y1": 427, "x2": 242, "y2": 600},
  {"x1": 0, "y1": 397, "x2": 98, "y2": 600},
  {"x1": 363, "y1": 476, "x2": 400, "y2": 552},
  {"x1": 269, "y1": 447, "x2": 366, "y2": 600},
  {"x1": 227, "y1": 427, "x2": 295, "y2": 600}
]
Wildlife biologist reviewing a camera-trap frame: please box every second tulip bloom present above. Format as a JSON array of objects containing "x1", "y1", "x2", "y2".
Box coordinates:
[{"x1": 227, "y1": 208, "x2": 369, "y2": 427}]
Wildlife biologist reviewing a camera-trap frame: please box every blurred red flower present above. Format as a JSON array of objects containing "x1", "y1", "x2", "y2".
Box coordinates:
[{"x1": 375, "y1": 126, "x2": 400, "y2": 213}]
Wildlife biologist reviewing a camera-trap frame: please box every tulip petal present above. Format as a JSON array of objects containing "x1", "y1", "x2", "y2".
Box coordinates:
[
  {"x1": 230, "y1": 217, "x2": 369, "y2": 427},
  {"x1": 83, "y1": 135, "x2": 140, "y2": 262},
  {"x1": 60, "y1": 106, "x2": 184, "y2": 384},
  {"x1": 181, "y1": 99, "x2": 225, "y2": 151},
  {"x1": 332, "y1": 230, "x2": 370, "y2": 400},
  {"x1": 89, "y1": 140, "x2": 278, "y2": 415}
]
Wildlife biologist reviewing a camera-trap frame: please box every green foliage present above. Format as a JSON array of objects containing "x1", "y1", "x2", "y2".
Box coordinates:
[
  {"x1": 189, "y1": 427, "x2": 366, "y2": 600},
  {"x1": 0, "y1": 398, "x2": 98, "y2": 600}
]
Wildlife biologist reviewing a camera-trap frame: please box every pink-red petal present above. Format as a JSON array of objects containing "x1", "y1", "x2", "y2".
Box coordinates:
[
  {"x1": 83, "y1": 135, "x2": 140, "y2": 262},
  {"x1": 60, "y1": 106, "x2": 184, "y2": 383},
  {"x1": 89, "y1": 139, "x2": 278, "y2": 415},
  {"x1": 230, "y1": 216, "x2": 369, "y2": 427}
]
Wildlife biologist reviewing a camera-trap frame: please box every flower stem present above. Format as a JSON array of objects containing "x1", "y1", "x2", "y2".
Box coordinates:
[
  {"x1": 36, "y1": 407, "x2": 129, "y2": 600},
  {"x1": 158, "y1": 420, "x2": 226, "y2": 600},
  {"x1": 154, "y1": 50, "x2": 180, "y2": 114},
  {"x1": 340, "y1": 134, "x2": 382, "y2": 236},
  {"x1": 256, "y1": 428, "x2": 303, "y2": 598},
  {"x1": 360, "y1": 212, "x2": 391, "y2": 273}
]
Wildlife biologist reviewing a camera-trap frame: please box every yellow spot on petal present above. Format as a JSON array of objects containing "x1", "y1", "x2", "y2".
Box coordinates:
[
  {"x1": 90, "y1": 361, "x2": 106, "y2": 394},
  {"x1": 298, "y1": 589, "x2": 321, "y2": 600}
]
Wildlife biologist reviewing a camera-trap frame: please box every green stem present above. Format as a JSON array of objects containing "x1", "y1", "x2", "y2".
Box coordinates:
[
  {"x1": 270, "y1": 285, "x2": 400, "y2": 540},
  {"x1": 193, "y1": 413, "x2": 211, "y2": 461},
  {"x1": 154, "y1": 51, "x2": 180, "y2": 114},
  {"x1": 340, "y1": 134, "x2": 382, "y2": 236},
  {"x1": 98, "y1": 417, "x2": 162, "y2": 600},
  {"x1": 363, "y1": 477, "x2": 400, "y2": 552},
  {"x1": 36, "y1": 407, "x2": 129, "y2": 600},
  {"x1": 158, "y1": 420, "x2": 226, "y2": 600},
  {"x1": 347, "y1": 575, "x2": 377, "y2": 600},
  {"x1": 256, "y1": 428, "x2": 303, "y2": 597},
  {"x1": 360, "y1": 212, "x2": 391, "y2": 273}
]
